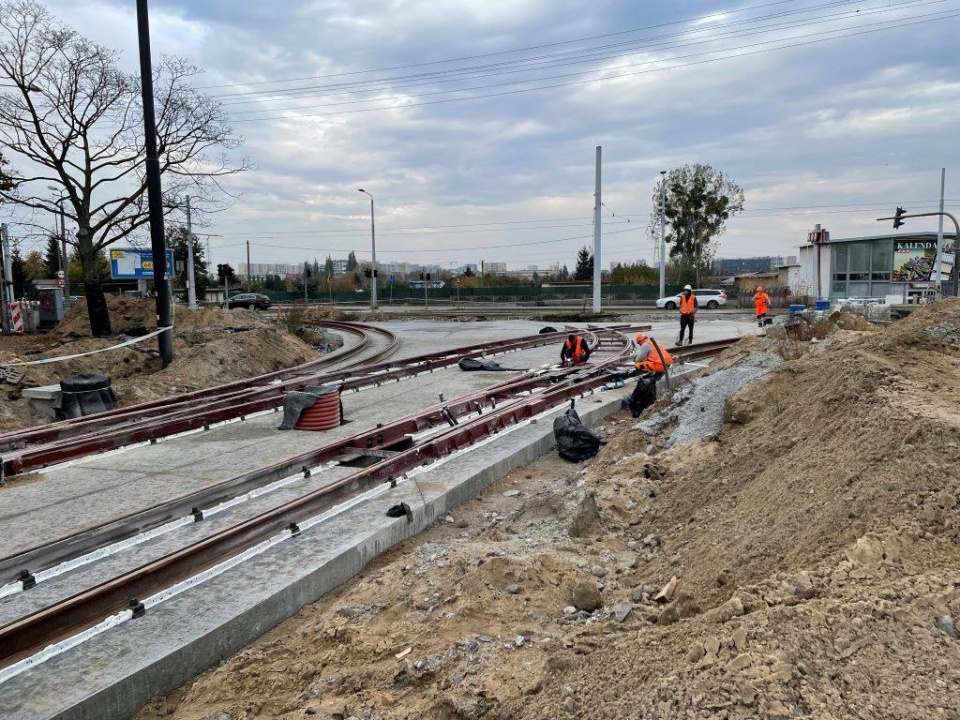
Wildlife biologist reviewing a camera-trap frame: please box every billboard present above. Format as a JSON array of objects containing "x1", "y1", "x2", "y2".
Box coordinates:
[
  {"x1": 109, "y1": 248, "x2": 174, "y2": 280},
  {"x1": 892, "y1": 241, "x2": 954, "y2": 282}
]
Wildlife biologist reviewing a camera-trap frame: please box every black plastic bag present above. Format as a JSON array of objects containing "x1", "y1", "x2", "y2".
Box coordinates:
[
  {"x1": 53, "y1": 373, "x2": 117, "y2": 420},
  {"x1": 624, "y1": 374, "x2": 657, "y2": 418},
  {"x1": 553, "y1": 407, "x2": 605, "y2": 462},
  {"x1": 458, "y1": 357, "x2": 523, "y2": 372}
]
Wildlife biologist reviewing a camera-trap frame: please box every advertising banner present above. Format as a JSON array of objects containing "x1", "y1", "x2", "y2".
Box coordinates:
[
  {"x1": 109, "y1": 248, "x2": 174, "y2": 280},
  {"x1": 892, "y1": 241, "x2": 932, "y2": 282}
]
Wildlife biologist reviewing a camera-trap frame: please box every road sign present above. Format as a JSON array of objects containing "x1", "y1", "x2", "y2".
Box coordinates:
[
  {"x1": 109, "y1": 248, "x2": 175, "y2": 280},
  {"x1": 55, "y1": 269, "x2": 65, "y2": 279},
  {"x1": 389, "y1": 274, "x2": 395, "y2": 284}
]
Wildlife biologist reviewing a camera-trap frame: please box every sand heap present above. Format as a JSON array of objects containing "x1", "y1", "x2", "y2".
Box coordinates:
[
  {"x1": 0, "y1": 298, "x2": 319, "y2": 431},
  {"x1": 133, "y1": 300, "x2": 959, "y2": 720}
]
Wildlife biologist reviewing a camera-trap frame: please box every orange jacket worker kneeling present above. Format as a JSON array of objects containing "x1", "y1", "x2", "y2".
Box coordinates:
[
  {"x1": 633, "y1": 333, "x2": 673, "y2": 375},
  {"x1": 561, "y1": 334, "x2": 591, "y2": 366}
]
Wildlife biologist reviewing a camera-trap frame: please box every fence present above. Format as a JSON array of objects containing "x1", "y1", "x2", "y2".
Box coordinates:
[{"x1": 258, "y1": 284, "x2": 684, "y2": 306}]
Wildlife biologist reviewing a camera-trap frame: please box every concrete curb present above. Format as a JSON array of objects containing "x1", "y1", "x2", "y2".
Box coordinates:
[{"x1": 0, "y1": 391, "x2": 624, "y2": 720}]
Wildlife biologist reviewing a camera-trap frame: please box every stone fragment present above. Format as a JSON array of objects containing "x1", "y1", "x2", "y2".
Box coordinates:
[
  {"x1": 612, "y1": 602, "x2": 633, "y2": 623},
  {"x1": 718, "y1": 595, "x2": 745, "y2": 621},
  {"x1": 654, "y1": 576, "x2": 678, "y2": 604},
  {"x1": 571, "y1": 581, "x2": 603, "y2": 612},
  {"x1": 732, "y1": 627, "x2": 747, "y2": 651},
  {"x1": 505, "y1": 584, "x2": 522, "y2": 595},
  {"x1": 568, "y1": 490, "x2": 600, "y2": 537},
  {"x1": 687, "y1": 643, "x2": 706, "y2": 663},
  {"x1": 704, "y1": 636, "x2": 721, "y2": 657},
  {"x1": 503, "y1": 490, "x2": 521, "y2": 498},
  {"x1": 936, "y1": 615, "x2": 957, "y2": 639},
  {"x1": 591, "y1": 566, "x2": 608, "y2": 578},
  {"x1": 727, "y1": 653, "x2": 754, "y2": 672}
]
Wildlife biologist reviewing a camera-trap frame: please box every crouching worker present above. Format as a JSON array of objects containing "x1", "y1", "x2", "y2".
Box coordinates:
[
  {"x1": 561, "y1": 333, "x2": 591, "y2": 366},
  {"x1": 632, "y1": 332, "x2": 673, "y2": 377},
  {"x1": 623, "y1": 333, "x2": 674, "y2": 418}
]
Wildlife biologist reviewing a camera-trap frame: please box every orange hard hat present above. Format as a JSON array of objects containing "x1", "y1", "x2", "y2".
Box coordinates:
[
  {"x1": 756, "y1": 285, "x2": 763, "y2": 292},
  {"x1": 635, "y1": 333, "x2": 646, "y2": 343}
]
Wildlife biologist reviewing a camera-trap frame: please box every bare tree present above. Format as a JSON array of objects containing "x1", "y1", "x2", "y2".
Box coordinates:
[{"x1": 0, "y1": 0, "x2": 246, "y2": 335}]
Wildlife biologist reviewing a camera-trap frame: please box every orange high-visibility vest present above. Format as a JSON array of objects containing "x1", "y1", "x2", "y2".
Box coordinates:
[
  {"x1": 564, "y1": 336, "x2": 588, "y2": 363},
  {"x1": 635, "y1": 339, "x2": 673, "y2": 373},
  {"x1": 679, "y1": 294, "x2": 696, "y2": 315},
  {"x1": 754, "y1": 292, "x2": 770, "y2": 314}
]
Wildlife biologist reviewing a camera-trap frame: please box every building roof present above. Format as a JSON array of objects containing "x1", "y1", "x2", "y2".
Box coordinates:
[{"x1": 817, "y1": 231, "x2": 957, "y2": 246}]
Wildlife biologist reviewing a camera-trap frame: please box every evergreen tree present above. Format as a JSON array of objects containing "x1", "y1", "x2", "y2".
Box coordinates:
[
  {"x1": 44, "y1": 234, "x2": 63, "y2": 275},
  {"x1": 11, "y1": 245, "x2": 37, "y2": 298},
  {"x1": 346, "y1": 250, "x2": 358, "y2": 271},
  {"x1": 573, "y1": 247, "x2": 594, "y2": 281},
  {"x1": 324, "y1": 255, "x2": 334, "y2": 278},
  {"x1": 166, "y1": 226, "x2": 211, "y2": 297}
]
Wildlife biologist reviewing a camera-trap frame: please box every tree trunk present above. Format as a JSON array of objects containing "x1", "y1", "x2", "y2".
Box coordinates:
[{"x1": 78, "y1": 228, "x2": 111, "y2": 336}]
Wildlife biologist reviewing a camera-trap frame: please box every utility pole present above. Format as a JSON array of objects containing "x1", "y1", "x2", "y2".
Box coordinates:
[
  {"x1": 936, "y1": 168, "x2": 946, "y2": 288},
  {"x1": 693, "y1": 216, "x2": 700, "y2": 288},
  {"x1": 136, "y1": 0, "x2": 173, "y2": 367},
  {"x1": 659, "y1": 170, "x2": 667, "y2": 298},
  {"x1": 185, "y1": 196, "x2": 197, "y2": 310},
  {"x1": 0, "y1": 224, "x2": 11, "y2": 332},
  {"x1": 592, "y1": 146, "x2": 602, "y2": 314},
  {"x1": 59, "y1": 203, "x2": 69, "y2": 298},
  {"x1": 246, "y1": 240, "x2": 252, "y2": 291},
  {"x1": 357, "y1": 189, "x2": 378, "y2": 310}
]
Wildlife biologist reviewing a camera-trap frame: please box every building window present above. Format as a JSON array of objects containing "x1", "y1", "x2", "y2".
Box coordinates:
[{"x1": 871, "y1": 240, "x2": 893, "y2": 282}]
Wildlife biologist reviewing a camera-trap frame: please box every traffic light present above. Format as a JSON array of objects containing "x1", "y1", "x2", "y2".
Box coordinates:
[
  {"x1": 426, "y1": 273, "x2": 431, "y2": 280},
  {"x1": 364, "y1": 268, "x2": 372, "y2": 278},
  {"x1": 419, "y1": 272, "x2": 424, "y2": 280},
  {"x1": 216, "y1": 264, "x2": 224, "y2": 280},
  {"x1": 305, "y1": 267, "x2": 312, "y2": 278},
  {"x1": 893, "y1": 206, "x2": 906, "y2": 230}
]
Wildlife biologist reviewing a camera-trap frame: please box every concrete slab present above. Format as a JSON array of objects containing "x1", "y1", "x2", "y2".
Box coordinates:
[
  {"x1": 0, "y1": 390, "x2": 623, "y2": 720},
  {"x1": 20, "y1": 386, "x2": 60, "y2": 401}
]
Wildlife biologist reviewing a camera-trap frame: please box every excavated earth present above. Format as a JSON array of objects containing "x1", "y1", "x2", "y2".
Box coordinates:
[
  {"x1": 123, "y1": 299, "x2": 958, "y2": 720},
  {"x1": 138, "y1": 300, "x2": 960, "y2": 720},
  {"x1": 0, "y1": 297, "x2": 320, "y2": 431}
]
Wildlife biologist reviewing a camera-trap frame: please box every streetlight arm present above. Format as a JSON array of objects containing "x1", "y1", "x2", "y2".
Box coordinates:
[{"x1": 877, "y1": 211, "x2": 959, "y2": 295}]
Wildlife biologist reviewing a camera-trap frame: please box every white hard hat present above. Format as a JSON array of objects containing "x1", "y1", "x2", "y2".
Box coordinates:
[{"x1": 683, "y1": 284, "x2": 693, "y2": 291}]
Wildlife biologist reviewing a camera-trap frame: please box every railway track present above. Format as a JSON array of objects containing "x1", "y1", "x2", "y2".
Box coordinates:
[
  {"x1": 0, "y1": 331, "x2": 737, "y2": 679},
  {"x1": 0, "y1": 324, "x2": 619, "y2": 480}
]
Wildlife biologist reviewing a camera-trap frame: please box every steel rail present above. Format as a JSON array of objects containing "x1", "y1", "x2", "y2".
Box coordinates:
[
  {"x1": 0, "y1": 322, "x2": 396, "y2": 454},
  {"x1": 0, "y1": 327, "x2": 622, "y2": 478},
  {"x1": 0, "y1": 332, "x2": 632, "y2": 667},
  {"x1": 0, "y1": 333, "x2": 731, "y2": 586}
]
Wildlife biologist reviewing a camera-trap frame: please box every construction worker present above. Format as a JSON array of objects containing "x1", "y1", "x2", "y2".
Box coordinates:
[
  {"x1": 677, "y1": 284, "x2": 698, "y2": 346},
  {"x1": 561, "y1": 333, "x2": 591, "y2": 366},
  {"x1": 753, "y1": 285, "x2": 771, "y2": 328},
  {"x1": 633, "y1": 332, "x2": 673, "y2": 376}
]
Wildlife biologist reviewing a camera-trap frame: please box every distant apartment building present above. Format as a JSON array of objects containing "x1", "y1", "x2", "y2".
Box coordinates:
[
  {"x1": 485, "y1": 262, "x2": 507, "y2": 273},
  {"x1": 238, "y1": 262, "x2": 302, "y2": 278}
]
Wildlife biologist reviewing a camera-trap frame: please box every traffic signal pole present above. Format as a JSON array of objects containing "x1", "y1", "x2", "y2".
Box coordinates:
[{"x1": 877, "y1": 209, "x2": 960, "y2": 295}]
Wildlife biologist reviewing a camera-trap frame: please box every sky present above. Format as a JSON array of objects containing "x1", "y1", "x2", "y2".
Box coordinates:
[{"x1": 31, "y1": 0, "x2": 960, "y2": 271}]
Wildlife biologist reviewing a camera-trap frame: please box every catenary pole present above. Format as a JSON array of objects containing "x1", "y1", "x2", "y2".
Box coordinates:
[
  {"x1": 186, "y1": 196, "x2": 197, "y2": 310},
  {"x1": 136, "y1": 0, "x2": 173, "y2": 367},
  {"x1": 659, "y1": 170, "x2": 667, "y2": 298},
  {"x1": 936, "y1": 168, "x2": 946, "y2": 292},
  {"x1": 592, "y1": 146, "x2": 602, "y2": 314}
]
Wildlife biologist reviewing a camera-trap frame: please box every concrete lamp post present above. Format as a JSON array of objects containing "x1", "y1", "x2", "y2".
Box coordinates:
[{"x1": 357, "y1": 189, "x2": 378, "y2": 310}]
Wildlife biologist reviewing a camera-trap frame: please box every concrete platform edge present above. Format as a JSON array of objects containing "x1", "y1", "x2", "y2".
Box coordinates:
[{"x1": 14, "y1": 393, "x2": 623, "y2": 720}]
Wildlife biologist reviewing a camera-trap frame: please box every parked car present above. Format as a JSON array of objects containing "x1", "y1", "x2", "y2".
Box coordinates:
[
  {"x1": 656, "y1": 288, "x2": 727, "y2": 310},
  {"x1": 224, "y1": 293, "x2": 272, "y2": 310}
]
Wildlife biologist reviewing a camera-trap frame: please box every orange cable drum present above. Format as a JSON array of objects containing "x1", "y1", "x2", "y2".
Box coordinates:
[{"x1": 295, "y1": 392, "x2": 341, "y2": 431}]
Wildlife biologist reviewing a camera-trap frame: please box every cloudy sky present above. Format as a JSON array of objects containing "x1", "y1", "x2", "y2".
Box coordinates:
[{"x1": 38, "y1": 0, "x2": 960, "y2": 271}]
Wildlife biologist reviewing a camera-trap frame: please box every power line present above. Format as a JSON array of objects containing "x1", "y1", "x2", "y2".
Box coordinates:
[
  {"x1": 198, "y1": 0, "x2": 807, "y2": 91},
  {"x1": 216, "y1": 0, "x2": 885, "y2": 105},
  {"x1": 225, "y1": 8, "x2": 958, "y2": 122}
]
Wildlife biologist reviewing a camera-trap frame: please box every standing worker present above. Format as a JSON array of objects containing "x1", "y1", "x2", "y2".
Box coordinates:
[
  {"x1": 561, "y1": 333, "x2": 591, "y2": 366},
  {"x1": 753, "y1": 285, "x2": 770, "y2": 328},
  {"x1": 677, "y1": 284, "x2": 698, "y2": 346}
]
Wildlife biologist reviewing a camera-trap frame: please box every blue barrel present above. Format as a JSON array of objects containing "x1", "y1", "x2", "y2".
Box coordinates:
[
  {"x1": 815, "y1": 300, "x2": 831, "y2": 311},
  {"x1": 789, "y1": 304, "x2": 806, "y2": 314}
]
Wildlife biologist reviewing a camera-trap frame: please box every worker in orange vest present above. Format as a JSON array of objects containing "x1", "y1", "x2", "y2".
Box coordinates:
[
  {"x1": 753, "y1": 285, "x2": 770, "y2": 328},
  {"x1": 633, "y1": 332, "x2": 673, "y2": 376},
  {"x1": 677, "y1": 284, "x2": 698, "y2": 346},
  {"x1": 561, "y1": 334, "x2": 591, "y2": 366}
]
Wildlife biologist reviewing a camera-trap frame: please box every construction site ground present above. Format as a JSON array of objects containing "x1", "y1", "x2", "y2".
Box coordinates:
[{"x1": 127, "y1": 300, "x2": 960, "y2": 720}]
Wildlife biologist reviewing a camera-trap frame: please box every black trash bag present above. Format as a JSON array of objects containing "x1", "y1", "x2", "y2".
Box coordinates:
[
  {"x1": 386, "y1": 502, "x2": 413, "y2": 522},
  {"x1": 53, "y1": 373, "x2": 117, "y2": 420},
  {"x1": 539, "y1": 326, "x2": 558, "y2": 334},
  {"x1": 621, "y1": 373, "x2": 657, "y2": 418},
  {"x1": 457, "y1": 357, "x2": 523, "y2": 372},
  {"x1": 553, "y1": 406, "x2": 605, "y2": 463}
]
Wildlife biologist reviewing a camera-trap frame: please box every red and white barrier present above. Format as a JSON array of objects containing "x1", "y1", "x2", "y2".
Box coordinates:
[{"x1": 8, "y1": 302, "x2": 23, "y2": 333}]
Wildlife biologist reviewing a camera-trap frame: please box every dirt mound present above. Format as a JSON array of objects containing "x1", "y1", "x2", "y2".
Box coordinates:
[
  {"x1": 134, "y1": 301, "x2": 960, "y2": 720},
  {"x1": 53, "y1": 296, "x2": 270, "y2": 337}
]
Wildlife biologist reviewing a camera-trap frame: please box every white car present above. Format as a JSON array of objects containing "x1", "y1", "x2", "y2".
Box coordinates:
[{"x1": 656, "y1": 288, "x2": 727, "y2": 310}]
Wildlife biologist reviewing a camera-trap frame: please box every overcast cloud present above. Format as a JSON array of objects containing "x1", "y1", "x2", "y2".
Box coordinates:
[{"x1": 36, "y1": 0, "x2": 960, "y2": 271}]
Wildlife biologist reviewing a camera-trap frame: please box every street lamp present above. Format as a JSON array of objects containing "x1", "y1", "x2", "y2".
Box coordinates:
[
  {"x1": 47, "y1": 185, "x2": 70, "y2": 297},
  {"x1": 357, "y1": 188, "x2": 378, "y2": 310},
  {"x1": 659, "y1": 170, "x2": 667, "y2": 298}
]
